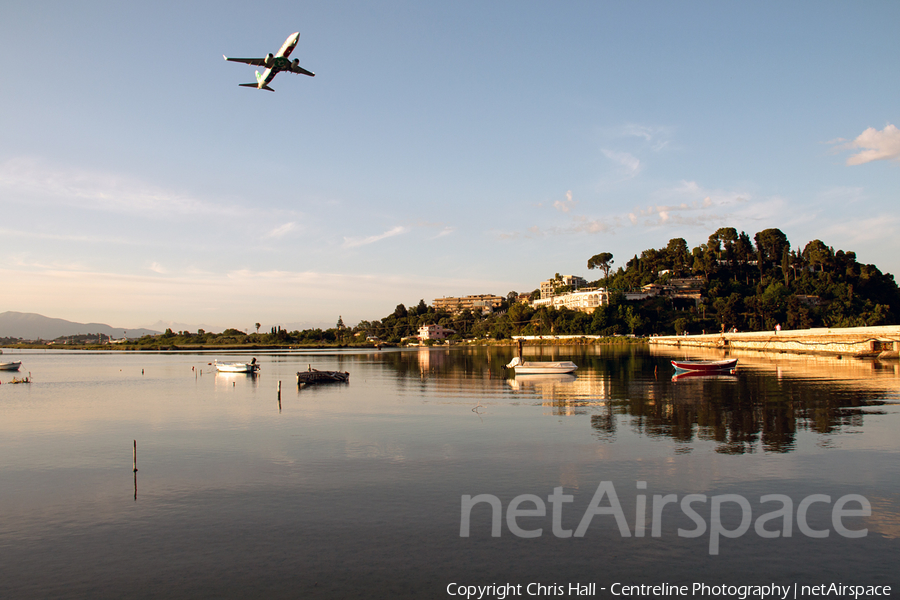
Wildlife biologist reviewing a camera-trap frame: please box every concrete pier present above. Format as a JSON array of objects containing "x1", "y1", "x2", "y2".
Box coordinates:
[{"x1": 649, "y1": 325, "x2": 900, "y2": 358}]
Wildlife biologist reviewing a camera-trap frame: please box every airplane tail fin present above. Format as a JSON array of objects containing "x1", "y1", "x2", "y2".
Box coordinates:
[{"x1": 253, "y1": 70, "x2": 275, "y2": 90}]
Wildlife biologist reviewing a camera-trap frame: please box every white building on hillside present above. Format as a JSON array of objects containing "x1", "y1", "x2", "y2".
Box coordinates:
[
  {"x1": 417, "y1": 324, "x2": 456, "y2": 340},
  {"x1": 540, "y1": 275, "x2": 588, "y2": 299},
  {"x1": 532, "y1": 289, "x2": 610, "y2": 313}
]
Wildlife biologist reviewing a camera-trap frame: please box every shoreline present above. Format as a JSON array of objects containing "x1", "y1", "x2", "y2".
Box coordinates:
[
  {"x1": 4, "y1": 326, "x2": 900, "y2": 359},
  {"x1": 1, "y1": 336, "x2": 643, "y2": 352},
  {"x1": 649, "y1": 324, "x2": 900, "y2": 359}
]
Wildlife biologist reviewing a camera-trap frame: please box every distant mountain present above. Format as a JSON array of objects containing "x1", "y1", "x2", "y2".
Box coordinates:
[{"x1": 0, "y1": 312, "x2": 159, "y2": 340}]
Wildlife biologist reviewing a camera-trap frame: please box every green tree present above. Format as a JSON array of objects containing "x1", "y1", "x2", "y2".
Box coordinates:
[
  {"x1": 587, "y1": 252, "x2": 614, "y2": 280},
  {"x1": 666, "y1": 238, "x2": 690, "y2": 274},
  {"x1": 754, "y1": 228, "x2": 789, "y2": 280},
  {"x1": 802, "y1": 240, "x2": 832, "y2": 273}
]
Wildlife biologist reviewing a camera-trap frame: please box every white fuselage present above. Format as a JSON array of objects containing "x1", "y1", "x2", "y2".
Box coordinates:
[{"x1": 256, "y1": 32, "x2": 300, "y2": 88}]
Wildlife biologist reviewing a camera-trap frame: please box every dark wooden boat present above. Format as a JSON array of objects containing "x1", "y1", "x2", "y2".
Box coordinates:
[
  {"x1": 671, "y1": 358, "x2": 738, "y2": 372},
  {"x1": 296, "y1": 366, "x2": 350, "y2": 384}
]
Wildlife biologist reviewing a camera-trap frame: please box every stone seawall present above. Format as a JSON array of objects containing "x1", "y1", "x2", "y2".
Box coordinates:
[{"x1": 648, "y1": 325, "x2": 900, "y2": 358}]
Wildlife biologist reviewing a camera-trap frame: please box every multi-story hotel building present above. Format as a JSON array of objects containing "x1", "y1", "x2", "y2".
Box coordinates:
[
  {"x1": 531, "y1": 288, "x2": 610, "y2": 313},
  {"x1": 432, "y1": 294, "x2": 504, "y2": 314},
  {"x1": 539, "y1": 275, "x2": 588, "y2": 299}
]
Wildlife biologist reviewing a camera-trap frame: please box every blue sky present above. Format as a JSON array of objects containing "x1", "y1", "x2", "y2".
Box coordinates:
[{"x1": 2, "y1": 1, "x2": 899, "y2": 332}]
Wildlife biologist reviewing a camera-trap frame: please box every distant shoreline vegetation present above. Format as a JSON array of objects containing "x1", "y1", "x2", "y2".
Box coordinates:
[
  {"x1": 2, "y1": 227, "x2": 897, "y2": 349},
  {"x1": 0, "y1": 331, "x2": 641, "y2": 351}
]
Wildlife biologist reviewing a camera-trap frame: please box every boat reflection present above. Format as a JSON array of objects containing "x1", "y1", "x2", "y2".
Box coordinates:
[
  {"x1": 373, "y1": 345, "x2": 898, "y2": 454},
  {"x1": 671, "y1": 369, "x2": 737, "y2": 382},
  {"x1": 506, "y1": 373, "x2": 576, "y2": 390}
]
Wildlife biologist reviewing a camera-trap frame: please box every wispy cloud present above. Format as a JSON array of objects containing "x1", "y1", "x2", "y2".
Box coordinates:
[
  {"x1": 0, "y1": 226, "x2": 142, "y2": 246},
  {"x1": 501, "y1": 180, "x2": 763, "y2": 241},
  {"x1": 629, "y1": 196, "x2": 733, "y2": 227},
  {"x1": 568, "y1": 216, "x2": 615, "y2": 234},
  {"x1": 432, "y1": 226, "x2": 455, "y2": 239},
  {"x1": 553, "y1": 190, "x2": 577, "y2": 213},
  {"x1": 838, "y1": 124, "x2": 900, "y2": 166},
  {"x1": 601, "y1": 149, "x2": 641, "y2": 178},
  {"x1": 415, "y1": 220, "x2": 456, "y2": 240},
  {"x1": 0, "y1": 157, "x2": 236, "y2": 218},
  {"x1": 821, "y1": 213, "x2": 900, "y2": 246},
  {"x1": 619, "y1": 124, "x2": 673, "y2": 152},
  {"x1": 342, "y1": 225, "x2": 409, "y2": 248},
  {"x1": 263, "y1": 222, "x2": 296, "y2": 239}
]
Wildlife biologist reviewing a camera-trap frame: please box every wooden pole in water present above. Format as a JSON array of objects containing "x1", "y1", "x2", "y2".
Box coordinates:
[{"x1": 133, "y1": 440, "x2": 138, "y2": 472}]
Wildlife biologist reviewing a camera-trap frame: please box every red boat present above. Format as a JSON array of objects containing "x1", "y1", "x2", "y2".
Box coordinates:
[{"x1": 670, "y1": 358, "x2": 738, "y2": 372}]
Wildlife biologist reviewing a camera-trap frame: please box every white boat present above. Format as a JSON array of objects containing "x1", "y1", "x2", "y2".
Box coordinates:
[
  {"x1": 215, "y1": 359, "x2": 260, "y2": 374},
  {"x1": 0, "y1": 361, "x2": 22, "y2": 371},
  {"x1": 505, "y1": 357, "x2": 578, "y2": 374}
]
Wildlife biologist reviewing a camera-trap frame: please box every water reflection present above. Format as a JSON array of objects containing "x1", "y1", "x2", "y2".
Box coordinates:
[
  {"x1": 1, "y1": 347, "x2": 898, "y2": 598},
  {"x1": 374, "y1": 345, "x2": 898, "y2": 455}
]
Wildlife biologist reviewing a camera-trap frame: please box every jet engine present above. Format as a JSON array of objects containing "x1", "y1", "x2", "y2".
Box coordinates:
[
  {"x1": 264, "y1": 53, "x2": 274, "y2": 68},
  {"x1": 292, "y1": 58, "x2": 299, "y2": 69}
]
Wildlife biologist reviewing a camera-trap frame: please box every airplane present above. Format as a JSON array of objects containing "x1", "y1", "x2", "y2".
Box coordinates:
[{"x1": 223, "y1": 32, "x2": 315, "y2": 92}]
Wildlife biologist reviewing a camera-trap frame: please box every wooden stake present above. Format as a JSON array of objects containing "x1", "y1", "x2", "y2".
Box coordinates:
[{"x1": 133, "y1": 440, "x2": 138, "y2": 472}]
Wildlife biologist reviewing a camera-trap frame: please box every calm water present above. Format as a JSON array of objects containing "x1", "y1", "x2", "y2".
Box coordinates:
[{"x1": 0, "y1": 346, "x2": 898, "y2": 599}]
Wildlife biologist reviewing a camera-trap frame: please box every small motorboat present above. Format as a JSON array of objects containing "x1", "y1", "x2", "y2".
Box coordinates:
[
  {"x1": 671, "y1": 358, "x2": 737, "y2": 373},
  {"x1": 0, "y1": 361, "x2": 22, "y2": 371},
  {"x1": 506, "y1": 357, "x2": 578, "y2": 374},
  {"x1": 215, "y1": 359, "x2": 260, "y2": 374}
]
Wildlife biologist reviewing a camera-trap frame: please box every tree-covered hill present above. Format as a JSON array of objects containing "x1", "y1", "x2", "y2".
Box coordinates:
[{"x1": 596, "y1": 227, "x2": 899, "y2": 334}]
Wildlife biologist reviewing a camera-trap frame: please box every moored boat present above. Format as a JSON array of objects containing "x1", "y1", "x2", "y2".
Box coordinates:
[
  {"x1": 670, "y1": 358, "x2": 737, "y2": 372},
  {"x1": 506, "y1": 357, "x2": 578, "y2": 374},
  {"x1": 0, "y1": 361, "x2": 22, "y2": 371},
  {"x1": 296, "y1": 366, "x2": 349, "y2": 384}
]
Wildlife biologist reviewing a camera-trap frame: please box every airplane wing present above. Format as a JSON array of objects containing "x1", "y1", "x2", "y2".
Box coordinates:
[
  {"x1": 289, "y1": 63, "x2": 315, "y2": 77},
  {"x1": 223, "y1": 56, "x2": 267, "y2": 67}
]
